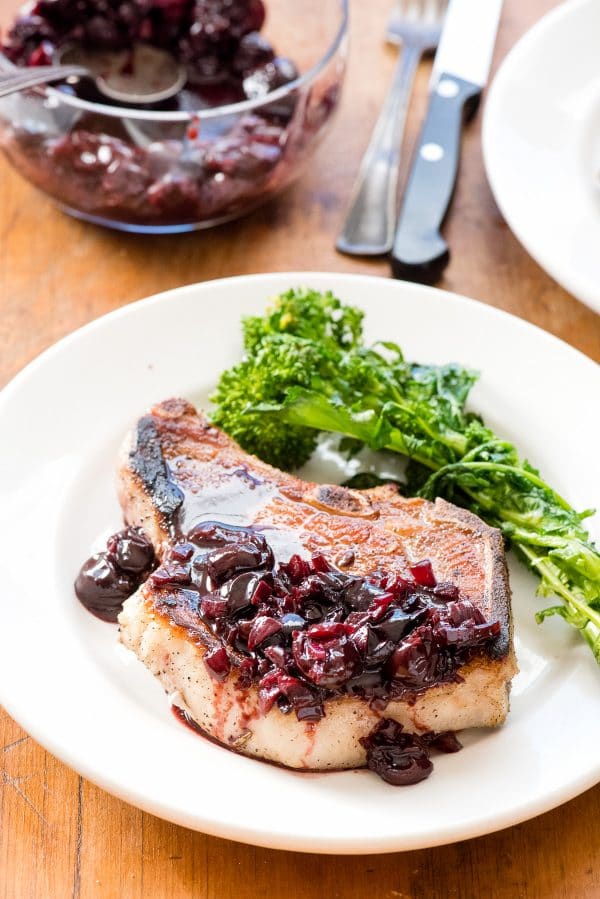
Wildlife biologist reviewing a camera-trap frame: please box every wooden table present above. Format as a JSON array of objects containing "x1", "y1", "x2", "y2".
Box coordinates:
[{"x1": 1, "y1": 1, "x2": 599, "y2": 896}]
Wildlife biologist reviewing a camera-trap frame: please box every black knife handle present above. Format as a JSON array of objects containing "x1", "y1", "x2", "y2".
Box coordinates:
[{"x1": 391, "y1": 74, "x2": 481, "y2": 284}]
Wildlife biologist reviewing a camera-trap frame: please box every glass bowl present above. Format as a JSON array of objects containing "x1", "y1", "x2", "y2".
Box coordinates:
[{"x1": 0, "y1": 0, "x2": 348, "y2": 233}]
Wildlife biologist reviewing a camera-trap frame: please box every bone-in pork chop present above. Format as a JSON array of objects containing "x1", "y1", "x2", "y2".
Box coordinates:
[{"x1": 117, "y1": 398, "x2": 517, "y2": 773}]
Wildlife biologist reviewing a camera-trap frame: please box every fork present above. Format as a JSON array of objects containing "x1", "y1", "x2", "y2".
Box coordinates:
[{"x1": 336, "y1": 0, "x2": 446, "y2": 256}]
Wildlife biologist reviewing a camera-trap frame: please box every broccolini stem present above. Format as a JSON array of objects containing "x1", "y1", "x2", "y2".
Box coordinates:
[{"x1": 518, "y1": 544, "x2": 600, "y2": 654}]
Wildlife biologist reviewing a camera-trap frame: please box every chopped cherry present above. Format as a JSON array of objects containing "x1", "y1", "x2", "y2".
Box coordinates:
[
  {"x1": 204, "y1": 645, "x2": 231, "y2": 680},
  {"x1": 409, "y1": 560, "x2": 437, "y2": 588},
  {"x1": 247, "y1": 615, "x2": 282, "y2": 650}
]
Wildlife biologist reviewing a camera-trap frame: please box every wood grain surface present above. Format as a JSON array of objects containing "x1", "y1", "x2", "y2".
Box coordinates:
[{"x1": 1, "y1": 1, "x2": 599, "y2": 896}]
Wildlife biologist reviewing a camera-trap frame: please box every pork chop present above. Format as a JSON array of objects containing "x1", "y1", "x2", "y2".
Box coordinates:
[{"x1": 117, "y1": 398, "x2": 517, "y2": 771}]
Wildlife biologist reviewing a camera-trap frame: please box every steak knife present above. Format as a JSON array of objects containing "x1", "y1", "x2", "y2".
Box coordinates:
[{"x1": 391, "y1": 0, "x2": 503, "y2": 283}]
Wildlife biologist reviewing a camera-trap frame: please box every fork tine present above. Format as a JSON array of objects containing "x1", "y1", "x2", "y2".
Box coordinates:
[
  {"x1": 398, "y1": 0, "x2": 411, "y2": 20},
  {"x1": 416, "y1": 0, "x2": 428, "y2": 20},
  {"x1": 389, "y1": 0, "x2": 447, "y2": 30},
  {"x1": 428, "y1": 0, "x2": 443, "y2": 23},
  {"x1": 424, "y1": 0, "x2": 440, "y2": 24},
  {"x1": 387, "y1": 0, "x2": 445, "y2": 45}
]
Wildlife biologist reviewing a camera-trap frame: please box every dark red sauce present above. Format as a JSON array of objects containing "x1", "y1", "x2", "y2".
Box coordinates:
[
  {"x1": 74, "y1": 526, "x2": 157, "y2": 621},
  {"x1": 360, "y1": 719, "x2": 462, "y2": 786}
]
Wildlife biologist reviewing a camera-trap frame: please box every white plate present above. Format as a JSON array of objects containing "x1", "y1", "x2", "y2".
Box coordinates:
[
  {"x1": 483, "y1": 0, "x2": 600, "y2": 314},
  {"x1": 0, "y1": 273, "x2": 599, "y2": 854}
]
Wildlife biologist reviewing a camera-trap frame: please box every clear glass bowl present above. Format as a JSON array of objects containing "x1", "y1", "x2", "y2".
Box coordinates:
[{"x1": 0, "y1": 0, "x2": 348, "y2": 233}]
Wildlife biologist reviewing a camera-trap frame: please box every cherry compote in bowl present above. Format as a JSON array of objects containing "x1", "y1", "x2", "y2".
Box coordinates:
[{"x1": 0, "y1": 0, "x2": 348, "y2": 233}]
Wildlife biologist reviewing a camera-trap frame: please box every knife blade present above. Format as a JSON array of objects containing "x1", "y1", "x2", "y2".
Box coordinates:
[{"x1": 391, "y1": 0, "x2": 503, "y2": 284}]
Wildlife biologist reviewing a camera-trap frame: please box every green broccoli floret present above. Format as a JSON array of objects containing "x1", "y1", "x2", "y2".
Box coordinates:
[
  {"x1": 242, "y1": 287, "x2": 364, "y2": 356},
  {"x1": 211, "y1": 288, "x2": 366, "y2": 469},
  {"x1": 210, "y1": 288, "x2": 484, "y2": 471},
  {"x1": 210, "y1": 333, "x2": 332, "y2": 470}
]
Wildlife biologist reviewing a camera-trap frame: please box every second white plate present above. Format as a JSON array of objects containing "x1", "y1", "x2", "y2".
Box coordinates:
[
  {"x1": 0, "y1": 272, "x2": 599, "y2": 853},
  {"x1": 483, "y1": 0, "x2": 600, "y2": 314}
]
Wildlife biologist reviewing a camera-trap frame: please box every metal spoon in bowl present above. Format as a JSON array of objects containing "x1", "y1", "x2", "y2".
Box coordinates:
[{"x1": 0, "y1": 43, "x2": 187, "y2": 104}]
